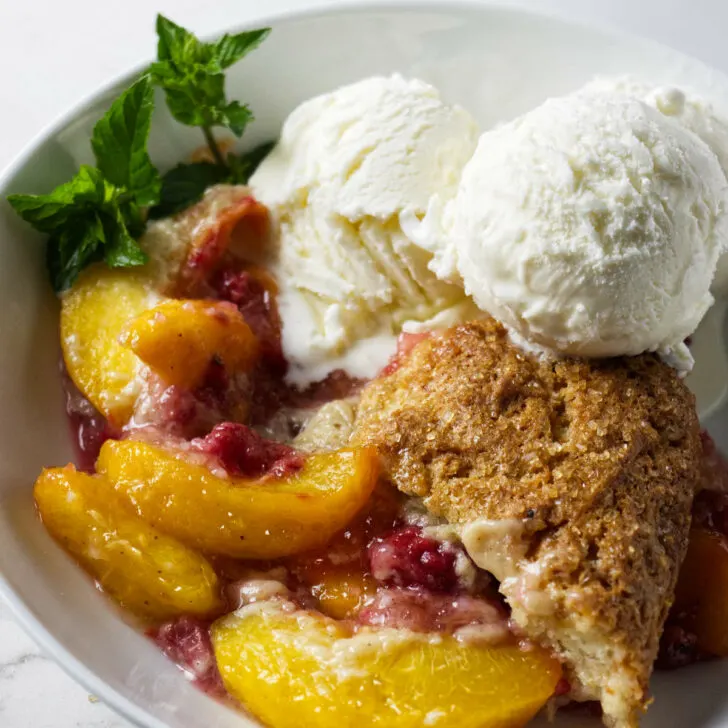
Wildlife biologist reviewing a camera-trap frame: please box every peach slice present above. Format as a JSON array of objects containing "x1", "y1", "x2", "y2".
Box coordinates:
[
  {"x1": 173, "y1": 188, "x2": 269, "y2": 296},
  {"x1": 141, "y1": 186, "x2": 270, "y2": 297},
  {"x1": 35, "y1": 465, "x2": 223, "y2": 620},
  {"x1": 295, "y1": 562, "x2": 377, "y2": 619},
  {"x1": 287, "y1": 486, "x2": 402, "y2": 619},
  {"x1": 96, "y1": 440, "x2": 378, "y2": 559},
  {"x1": 60, "y1": 266, "x2": 158, "y2": 426},
  {"x1": 310, "y1": 569, "x2": 374, "y2": 618},
  {"x1": 211, "y1": 603, "x2": 562, "y2": 728},
  {"x1": 121, "y1": 299, "x2": 258, "y2": 389},
  {"x1": 674, "y1": 529, "x2": 728, "y2": 656}
]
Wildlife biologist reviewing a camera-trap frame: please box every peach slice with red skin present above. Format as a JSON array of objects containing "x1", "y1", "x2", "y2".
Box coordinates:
[
  {"x1": 35, "y1": 465, "x2": 223, "y2": 620},
  {"x1": 96, "y1": 439, "x2": 379, "y2": 559},
  {"x1": 172, "y1": 187, "x2": 269, "y2": 296},
  {"x1": 141, "y1": 185, "x2": 270, "y2": 297},
  {"x1": 211, "y1": 602, "x2": 563, "y2": 728},
  {"x1": 121, "y1": 299, "x2": 259, "y2": 389}
]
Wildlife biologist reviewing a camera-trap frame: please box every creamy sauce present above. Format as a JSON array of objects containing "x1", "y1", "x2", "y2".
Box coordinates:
[{"x1": 459, "y1": 518, "x2": 527, "y2": 582}]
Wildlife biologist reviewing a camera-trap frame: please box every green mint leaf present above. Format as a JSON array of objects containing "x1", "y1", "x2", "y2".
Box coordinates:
[
  {"x1": 149, "y1": 59, "x2": 226, "y2": 129},
  {"x1": 220, "y1": 101, "x2": 253, "y2": 137},
  {"x1": 8, "y1": 166, "x2": 149, "y2": 292},
  {"x1": 47, "y1": 214, "x2": 105, "y2": 292},
  {"x1": 214, "y1": 28, "x2": 270, "y2": 69},
  {"x1": 156, "y1": 14, "x2": 207, "y2": 65},
  {"x1": 103, "y1": 206, "x2": 148, "y2": 268},
  {"x1": 119, "y1": 198, "x2": 145, "y2": 239},
  {"x1": 150, "y1": 16, "x2": 268, "y2": 137},
  {"x1": 91, "y1": 75, "x2": 161, "y2": 206},
  {"x1": 227, "y1": 140, "x2": 275, "y2": 184},
  {"x1": 8, "y1": 166, "x2": 109, "y2": 233},
  {"x1": 149, "y1": 162, "x2": 228, "y2": 219}
]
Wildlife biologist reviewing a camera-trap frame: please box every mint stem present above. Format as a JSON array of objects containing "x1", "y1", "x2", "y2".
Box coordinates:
[{"x1": 202, "y1": 126, "x2": 226, "y2": 168}]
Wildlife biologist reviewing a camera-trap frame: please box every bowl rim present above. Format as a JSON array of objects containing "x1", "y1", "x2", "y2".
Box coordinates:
[{"x1": 0, "y1": 1, "x2": 725, "y2": 726}]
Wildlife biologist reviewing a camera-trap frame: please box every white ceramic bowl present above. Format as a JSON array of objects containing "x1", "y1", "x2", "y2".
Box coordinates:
[{"x1": 2, "y1": 3, "x2": 728, "y2": 727}]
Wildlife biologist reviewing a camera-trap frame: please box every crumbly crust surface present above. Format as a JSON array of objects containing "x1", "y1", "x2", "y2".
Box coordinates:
[{"x1": 353, "y1": 318, "x2": 701, "y2": 727}]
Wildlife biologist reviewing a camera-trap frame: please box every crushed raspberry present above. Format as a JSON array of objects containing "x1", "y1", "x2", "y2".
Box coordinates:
[
  {"x1": 179, "y1": 195, "x2": 269, "y2": 296},
  {"x1": 215, "y1": 268, "x2": 286, "y2": 374},
  {"x1": 380, "y1": 332, "x2": 430, "y2": 376},
  {"x1": 71, "y1": 408, "x2": 113, "y2": 473},
  {"x1": 193, "y1": 358, "x2": 230, "y2": 410},
  {"x1": 156, "y1": 385, "x2": 199, "y2": 429},
  {"x1": 656, "y1": 624, "x2": 702, "y2": 669},
  {"x1": 192, "y1": 422, "x2": 303, "y2": 478},
  {"x1": 553, "y1": 677, "x2": 571, "y2": 697},
  {"x1": 186, "y1": 229, "x2": 226, "y2": 281},
  {"x1": 368, "y1": 526, "x2": 459, "y2": 593},
  {"x1": 358, "y1": 587, "x2": 508, "y2": 635},
  {"x1": 150, "y1": 617, "x2": 225, "y2": 697},
  {"x1": 62, "y1": 366, "x2": 115, "y2": 472}
]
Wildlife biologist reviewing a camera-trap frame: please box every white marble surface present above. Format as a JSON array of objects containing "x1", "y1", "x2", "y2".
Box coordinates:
[
  {"x1": 2, "y1": 0, "x2": 728, "y2": 726},
  {"x1": 0, "y1": 600, "x2": 127, "y2": 727}
]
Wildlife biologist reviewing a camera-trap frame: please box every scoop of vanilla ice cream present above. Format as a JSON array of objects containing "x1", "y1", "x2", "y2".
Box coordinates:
[
  {"x1": 584, "y1": 76, "x2": 728, "y2": 295},
  {"x1": 251, "y1": 75, "x2": 480, "y2": 385},
  {"x1": 584, "y1": 76, "x2": 728, "y2": 171},
  {"x1": 444, "y1": 90, "x2": 728, "y2": 367}
]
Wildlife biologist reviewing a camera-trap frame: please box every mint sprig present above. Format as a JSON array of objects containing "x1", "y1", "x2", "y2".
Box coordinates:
[
  {"x1": 7, "y1": 17, "x2": 275, "y2": 292},
  {"x1": 8, "y1": 76, "x2": 159, "y2": 292},
  {"x1": 91, "y1": 75, "x2": 161, "y2": 206},
  {"x1": 147, "y1": 16, "x2": 273, "y2": 217},
  {"x1": 150, "y1": 15, "x2": 269, "y2": 160}
]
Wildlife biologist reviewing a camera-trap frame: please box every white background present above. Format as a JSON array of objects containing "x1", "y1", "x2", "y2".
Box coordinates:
[{"x1": 1, "y1": 0, "x2": 728, "y2": 726}]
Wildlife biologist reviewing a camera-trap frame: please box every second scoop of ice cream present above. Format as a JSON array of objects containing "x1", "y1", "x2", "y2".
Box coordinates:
[{"x1": 443, "y1": 89, "x2": 728, "y2": 367}]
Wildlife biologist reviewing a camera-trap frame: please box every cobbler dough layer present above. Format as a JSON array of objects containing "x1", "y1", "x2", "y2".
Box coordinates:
[{"x1": 353, "y1": 317, "x2": 701, "y2": 728}]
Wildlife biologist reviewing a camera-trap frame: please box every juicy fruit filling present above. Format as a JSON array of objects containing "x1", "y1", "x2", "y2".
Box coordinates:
[
  {"x1": 212, "y1": 602, "x2": 562, "y2": 728},
  {"x1": 37, "y1": 187, "x2": 728, "y2": 728}
]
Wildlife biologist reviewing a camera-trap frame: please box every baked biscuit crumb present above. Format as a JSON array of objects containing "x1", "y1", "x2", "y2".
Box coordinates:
[{"x1": 354, "y1": 318, "x2": 701, "y2": 728}]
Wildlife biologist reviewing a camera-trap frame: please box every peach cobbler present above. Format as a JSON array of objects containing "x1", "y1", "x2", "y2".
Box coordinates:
[
  {"x1": 29, "y1": 182, "x2": 728, "y2": 728},
  {"x1": 11, "y1": 14, "x2": 728, "y2": 728}
]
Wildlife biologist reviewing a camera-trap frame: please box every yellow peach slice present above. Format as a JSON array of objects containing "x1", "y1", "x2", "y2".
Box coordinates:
[
  {"x1": 211, "y1": 603, "x2": 562, "y2": 728},
  {"x1": 288, "y1": 534, "x2": 380, "y2": 620},
  {"x1": 308, "y1": 568, "x2": 376, "y2": 619},
  {"x1": 120, "y1": 299, "x2": 258, "y2": 389},
  {"x1": 60, "y1": 265, "x2": 159, "y2": 426},
  {"x1": 97, "y1": 440, "x2": 378, "y2": 559},
  {"x1": 35, "y1": 465, "x2": 223, "y2": 620}
]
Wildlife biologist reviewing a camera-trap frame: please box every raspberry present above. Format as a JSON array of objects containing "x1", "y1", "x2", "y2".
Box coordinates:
[
  {"x1": 194, "y1": 422, "x2": 303, "y2": 478},
  {"x1": 150, "y1": 617, "x2": 225, "y2": 696},
  {"x1": 368, "y1": 526, "x2": 458, "y2": 593}
]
